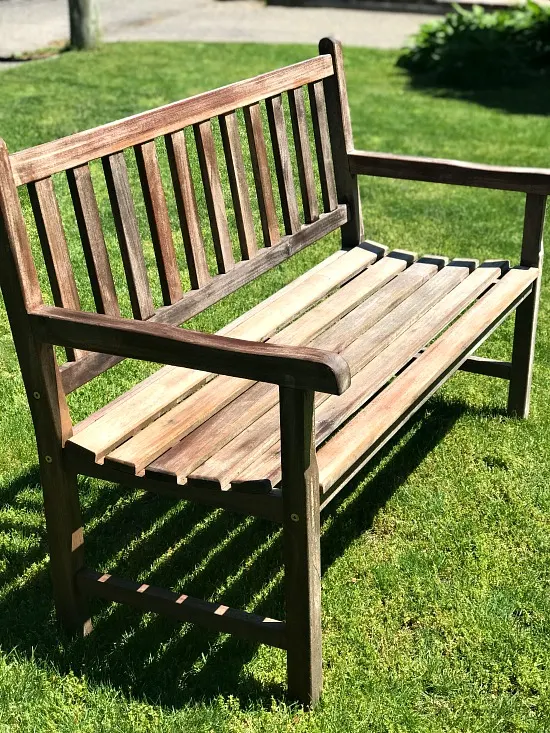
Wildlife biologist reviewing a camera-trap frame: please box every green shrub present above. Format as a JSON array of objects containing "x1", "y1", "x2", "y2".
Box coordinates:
[{"x1": 397, "y1": 1, "x2": 550, "y2": 88}]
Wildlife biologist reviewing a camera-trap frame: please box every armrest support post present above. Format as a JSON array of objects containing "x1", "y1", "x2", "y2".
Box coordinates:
[
  {"x1": 280, "y1": 385, "x2": 322, "y2": 707},
  {"x1": 508, "y1": 193, "x2": 546, "y2": 417}
]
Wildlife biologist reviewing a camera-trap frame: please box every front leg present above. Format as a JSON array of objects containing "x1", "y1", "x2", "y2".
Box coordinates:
[{"x1": 280, "y1": 386, "x2": 322, "y2": 707}]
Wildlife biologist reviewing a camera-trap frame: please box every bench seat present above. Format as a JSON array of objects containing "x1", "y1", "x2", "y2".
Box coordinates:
[{"x1": 66, "y1": 247, "x2": 537, "y2": 515}]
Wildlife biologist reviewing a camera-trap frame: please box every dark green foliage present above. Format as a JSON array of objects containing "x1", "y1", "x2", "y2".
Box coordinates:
[{"x1": 397, "y1": 1, "x2": 550, "y2": 88}]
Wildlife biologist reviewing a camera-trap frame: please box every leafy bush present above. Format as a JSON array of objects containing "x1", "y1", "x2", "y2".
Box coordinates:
[{"x1": 397, "y1": 1, "x2": 550, "y2": 88}]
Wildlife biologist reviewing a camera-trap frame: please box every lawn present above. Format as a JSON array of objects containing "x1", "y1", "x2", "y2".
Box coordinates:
[{"x1": 0, "y1": 41, "x2": 549, "y2": 732}]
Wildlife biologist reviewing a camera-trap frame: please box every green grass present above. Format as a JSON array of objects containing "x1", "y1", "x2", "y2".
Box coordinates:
[{"x1": 0, "y1": 41, "x2": 549, "y2": 732}]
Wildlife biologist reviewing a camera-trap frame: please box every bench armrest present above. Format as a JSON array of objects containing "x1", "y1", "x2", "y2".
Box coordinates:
[
  {"x1": 349, "y1": 150, "x2": 550, "y2": 195},
  {"x1": 29, "y1": 306, "x2": 351, "y2": 396}
]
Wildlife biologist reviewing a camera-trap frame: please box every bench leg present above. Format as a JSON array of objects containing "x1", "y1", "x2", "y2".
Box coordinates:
[
  {"x1": 280, "y1": 387, "x2": 322, "y2": 708},
  {"x1": 41, "y1": 458, "x2": 91, "y2": 636},
  {"x1": 507, "y1": 193, "x2": 545, "y2": 418}
]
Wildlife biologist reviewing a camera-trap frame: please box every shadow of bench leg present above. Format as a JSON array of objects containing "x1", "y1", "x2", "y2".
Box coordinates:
[
  {"x1": 508, "y1": 193, "x2": 546, "y2": 418},
  {"x1": 280, "y1": 386, "x2": 322, "y2": 708}
]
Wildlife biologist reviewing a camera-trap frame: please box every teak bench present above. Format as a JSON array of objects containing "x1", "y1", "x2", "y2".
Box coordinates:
[{"x1": 0, "y1": 38, "x2": 546, "y2": 706}]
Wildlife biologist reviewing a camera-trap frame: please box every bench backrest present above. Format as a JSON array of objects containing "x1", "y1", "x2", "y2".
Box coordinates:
[{"x1": 0, "y1": 38, "x2": 362, "y2": 398}]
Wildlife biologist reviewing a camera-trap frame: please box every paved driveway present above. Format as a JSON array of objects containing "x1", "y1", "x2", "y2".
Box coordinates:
[{"x1": 0, "y1": 0, "x2": 437, "y2": 60}]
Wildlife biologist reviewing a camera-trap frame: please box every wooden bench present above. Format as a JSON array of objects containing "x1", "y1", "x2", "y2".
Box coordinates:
[{"x1": 0, "y1": 37, "x2": 546, "y2": 707}]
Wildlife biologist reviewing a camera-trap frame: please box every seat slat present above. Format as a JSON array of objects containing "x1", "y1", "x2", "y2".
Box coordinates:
[
  {"x1": 134, "y1": 140, "x2": 183, "y2": 305},
  {"x1": 317, "y1": 266, "x2": 538, "y2": 495},
  {"x1": 288, "y1": 87, "x2": 319, "y2": 224},
  {"x1": 107, "y1": 247, "x2": 404, "y2": 474},
  {"x1": 219, "y1": 111, "x2": 257, "y2": 260},
  {"x1": 187, "y1": 257, "x2": 465, "y2": 491},
  {"x1": 67, "y1": 164, "x2": 121, "y2": 317},
  {"x1": 102, "y1": 152, "x2": 155, "y2": 320},
  {"x1": 165, "y1": 130, "x2": 211, "y2": 289},
  {"x1": 194, "y1": 120, "x2": 235, "y2": 274},
  {"x1": 71, "y1": 249, "x2": 347, "y2": 434},
  {"x1": 266, "y1": 95, "x2": 301, "y2": 235},
  {"x1": 28, "y1": 176, "x2": 82, "y2": 361},
  {"x1": 68, "y1": 243, "x2": 380, "y2": 463},
  {"x1": 233, "y1": 260, "x2": 503, "y2": 493},
  {"x1": 308, "y1": 81, "x2": 337, "y2": 213},
  {"x1": 244, "y1": 103, "x2": 280, "y2": 247}
]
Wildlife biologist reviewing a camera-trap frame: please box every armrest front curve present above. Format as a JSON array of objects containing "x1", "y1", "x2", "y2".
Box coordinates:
[{"x1": 29, "y1": 306, "x2": 351, "y2": 396}]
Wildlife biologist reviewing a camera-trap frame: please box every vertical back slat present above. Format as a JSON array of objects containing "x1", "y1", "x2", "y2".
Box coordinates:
[
  {"x1": 29, "y1": 176, "x2": 82, "y2": 361},
  {"x1": 67, "y1": 164, "x2": 121, "y2": 317},
  {"x1": 243, "y1": 103, "x2": 280, "y2": 247},
  {"x1": 134, "y1": 141, "x2": 183, "y2": 305},
  {"x1": 288, "y1": 88, "x2": 319, "y2": 225},
  {"x1": 219, "y1": 112, "x2": 257, "y2": 260},
  {"x1": 194, "y1": 120, "x2": 235, "y2": 274},
  {"x1": 266, "y1": 95, "x2": 301, "y2": 235},
  {"x1": 308, "y1": 81, "x2": 337, "y2": 213},
  {"x1": 165, "y1": 131, "x2": 210, "y2": 289},
  {"x1": 102, "y1": 152, "x2": 155, "y2": 320}
]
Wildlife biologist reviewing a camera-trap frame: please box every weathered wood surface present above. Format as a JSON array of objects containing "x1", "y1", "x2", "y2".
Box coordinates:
[
  {"x1": 319, "y1": 38, "x2": 362, "y2": 247},
  {"x1": 30, "y1": 305, "x2": 351, "y2": 397},
  {"x1": 78, "y1": 568, "x2": 287, "y2": 648},
  {"x1": 349, "y1": 150, "x2": 550, "y2": 194},
  {"x1": 67, "y1": 163, "x2": 121, "y2": 316},
  {"x1": 194, "y1": 120, "x2": 235, "y2": 273},
  {"x1": 0, "y1": 141, "x2": 90, "y2": 635},
  {"x1": 102, "y1": 152, "x2": 154, "y2": 320},
  {"x1": 66, "y1": 242, "x2": 375, "y2": 464},
  {"x1": 28, "y1": 176, "x2": 83, "y2": 360},
  {"x1": 75, "y1": 244, "x2": 390, "y2": 471},
  {"x1": 266, "y1": 94, "x2": 300, "y2": 235},
  {"x1": 134, "y1": 140, "x2": 183, "y2": 305},
  {"x1": 318, "y1": 266, "x2": 538, "y2": 495},
  {"x1": 60, "y1": 205, "x2": 348, "y2": 393},
  {"x1": 507, "y1": 193, "x2": 546, "y2": 417},
  {"x1": 219, "y1": 111, "x2": 257, "y2": 259},
  {"x1": 165, "y1": 130, "x2": 210, "y2": 289},
  {"x1": 280, "y1": 387, "x2": 322, "y2": 706},
  {"x1": 244, "y1": 103, "x2": 280, "y2": 247},
  {"x1": 288, "y1": 87, "x2": 319, "y2": 224},
  {"x1": 308, "y1": 81, "x2": 337, "y2": 213},
  {"x1": 10, "y1": 55, "x2": 334, "y2": 186}
]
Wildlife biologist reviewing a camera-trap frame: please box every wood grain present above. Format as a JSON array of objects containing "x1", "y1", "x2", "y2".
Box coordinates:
[
  {"x1": 219, "y1": 111, "x2": 257, "y2": 259},
  {"x1": 349, "y1": 150, "x2": 550, "y2": 194},
  {"x1": 67, "y1": 163, "x2": 121, "y2": 316},
  {"x1": 165, "y1": 130, "x2": 210, "y2": 289},
  {"x1": 280, "y1": 386, "x2": 322, "y2": 707},
  {"x1": 308, "y1": 81, "x2": 337, "y2": 213},
  {"x1": 266, "y1": 95, "x2": 300, "y2": 235},
  {"x1": 11, "y1": 56, "x2": 334, "y2": 186},
  {"x1": 194, "y1": 120, "x2": 235, "y2": 273},
  {"x1": 244, "y1": 103, "x2": 280, "y2": 247},
  {"x1": 28, "y1": 176, "x2": 82, "y2": 360},
  {"x1": 78, "y1": 568, "x2": 287, "y2": 648},
  {"x1": 102, "y1": 152, "x2": 154, "y2": 320},
  {"x1": 288, "y1": 87, "x2": 319, "y2": 224},
  {"x1": 507, "y1": 193, "x2": 546, "y2": 417},
  {"x1": 318, "y1": 38, "x2": 362, "y2": 247},
  {"x1": 134, "y1": 140, "x2": 183, "y2": 305},
  {"x1": 318, "y1": 266, "x2": 538, "y2": 495}
]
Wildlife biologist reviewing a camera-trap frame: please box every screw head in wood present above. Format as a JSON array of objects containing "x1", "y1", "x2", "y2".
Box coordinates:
[
  {"x1": 44, "y1": 455, "x2": 53, "y2": 464},
  {"x1": 33, "y1": 391, "x2": 41, "y2": 399},
  {"x1": 291, "y1": 513, "x2": 299, "y2": 522}
]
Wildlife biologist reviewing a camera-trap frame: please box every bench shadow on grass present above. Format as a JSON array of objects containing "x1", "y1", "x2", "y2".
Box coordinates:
[
  {"x1": 403, "y1": 73, "x2": 550, "y2": 117},
  {"x1": 0, "y1": 397, "x2": 506, "y2": 710}
]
